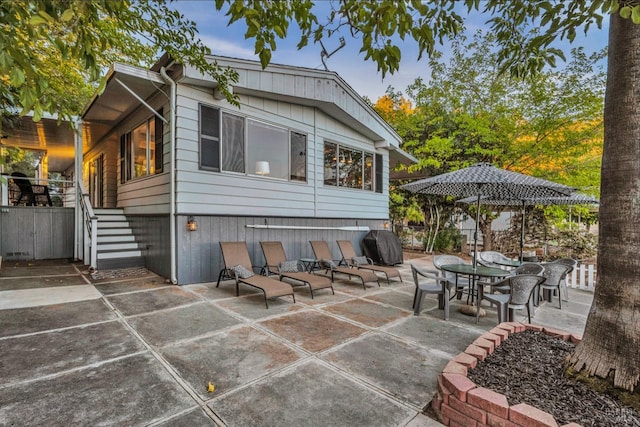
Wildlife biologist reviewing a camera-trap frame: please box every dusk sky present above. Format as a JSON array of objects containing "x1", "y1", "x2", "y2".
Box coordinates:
[{"x1": 172, "y1": 1, "x2": 609, "y2": 102}]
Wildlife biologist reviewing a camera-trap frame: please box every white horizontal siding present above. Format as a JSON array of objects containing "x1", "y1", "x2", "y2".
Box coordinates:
[
  {"x1": 117, "y1": 173, "x2": 170, "y2": 214},
  {"x1": 173, "y1": 77, "x2": 390, "y2": 220}
]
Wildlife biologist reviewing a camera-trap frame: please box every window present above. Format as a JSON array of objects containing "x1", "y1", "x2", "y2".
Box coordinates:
[
  {"x1": 323, "y1": 143, "x2": 337, "y2": 186},
  {"x1": 200, "y1": 105, "x2": 220, "y2": 171},
  {"x1": 247, "y1": 119, "x2": 288, "y2": 179},
  {"x1": 120, "y1": 111, "x2": 163, "y2": 183},
  {"x1": 323, "y1": 142, "x2": 377, "y2": 191},
  {"x1": 199, "y1": 104, "x2": 307, "y2": 182},
  {"x1": 290, "y1": 132, "x2": 307, "y2": 181},
  {"x1": 375, "y1": 153, "x2": 383, "y2": 193},
  {"x1": 222, "y1": 113, "x2": 245, "y2": 173}
]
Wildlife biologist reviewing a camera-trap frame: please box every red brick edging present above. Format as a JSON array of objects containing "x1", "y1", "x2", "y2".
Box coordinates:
[{"x1": 432, "y1": 322, "x2": 583, "y2": 427}]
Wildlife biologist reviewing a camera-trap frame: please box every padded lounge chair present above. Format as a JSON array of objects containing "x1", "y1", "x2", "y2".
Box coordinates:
[
  {"x1": 336, "y1": 240, "x2": 402, "y2": 283},
  {"x1": 259, "y1": 241, "x2": 334, "y2": 299},
  {"x1": 216, "y1": 242, "x2": 295, "y2": 308},
  {"x1": 309, "y1": 240, "x2": 379, "y2": 290}
]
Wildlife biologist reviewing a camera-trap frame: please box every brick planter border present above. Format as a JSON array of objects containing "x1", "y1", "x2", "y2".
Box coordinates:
[{"x1": 432, "y1": 322, "x2": 583, "y2": 427}]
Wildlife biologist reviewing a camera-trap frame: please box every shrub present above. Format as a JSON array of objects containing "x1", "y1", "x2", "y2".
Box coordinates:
[{"x1": 431, "y1": 226, "x2": 464, "y2": 252}]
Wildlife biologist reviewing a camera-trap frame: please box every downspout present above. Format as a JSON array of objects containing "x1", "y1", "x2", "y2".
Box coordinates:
[
  {"x1": 160, "y1": 66, "x2": 178, "y2": 284},
  {"x1": 74, "y1": 119, "x2": 83, "y2": 262}
]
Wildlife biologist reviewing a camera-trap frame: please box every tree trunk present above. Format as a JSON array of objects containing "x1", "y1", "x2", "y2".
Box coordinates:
[
  {"x1": 568, "y1": 13, "x2": 640, "y2": 391},
  {"x1": 478, "y1": 215, "x2": 493, "y2": 251}
]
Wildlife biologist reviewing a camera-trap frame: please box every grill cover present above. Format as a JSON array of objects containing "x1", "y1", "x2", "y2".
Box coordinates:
[{"x1": 362, "y1": 230, "x2": 403, "y2": 266}]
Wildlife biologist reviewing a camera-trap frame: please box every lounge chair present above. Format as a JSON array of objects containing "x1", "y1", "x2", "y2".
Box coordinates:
[
  {"x1": 10, "y1": 172, "x2": 52, "y2": 206},
  {"x1": 336, "y1": 240, "x2": 402, "y2": 283},
  {"x1": 216, "y1": 242, "x2": 295, "y2": 308},
  {"x1": 259, "y1": 241, "x2": 334, "y2": 298},
  {"x1": 309, "y1": 240, "x2": 379, "y2": 290}
]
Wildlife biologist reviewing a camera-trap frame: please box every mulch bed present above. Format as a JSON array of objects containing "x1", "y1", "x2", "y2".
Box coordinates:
[{"x1": 467, "y1": 330, "x2": 640, "y2": 427}]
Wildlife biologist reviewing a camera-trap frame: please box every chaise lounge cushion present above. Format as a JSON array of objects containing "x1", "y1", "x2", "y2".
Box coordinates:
[
  {"x1": 279, "y1": 260, "x2": 300, "y2": 273},
  {"x1": 231, "y1": 264, "x2": 255, "y2": 279}
]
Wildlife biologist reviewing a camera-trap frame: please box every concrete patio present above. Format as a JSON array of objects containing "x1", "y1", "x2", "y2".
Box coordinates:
[{"x1": 0, "y1": 256, "x2": 592, "y2": 426}]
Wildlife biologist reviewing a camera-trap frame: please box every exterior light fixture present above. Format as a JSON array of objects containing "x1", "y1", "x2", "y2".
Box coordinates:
[
  {"x1": 255, "y1": 161, "x2": 270, "y2": 176},
  {"x1": 383, "y1": 221, "x2": 390, "y2": 230},
  {"x1": 187, "y1": 216, "x2": 198, "y2": 231}
]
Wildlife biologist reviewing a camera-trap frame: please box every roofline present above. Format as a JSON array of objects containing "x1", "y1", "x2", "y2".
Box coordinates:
[
  {"x1": 80, "y1": 63, "x2": 165, "y2": 119},
  {"x1": 207, "y1": 55, "x2": 402, "y2": 144}
]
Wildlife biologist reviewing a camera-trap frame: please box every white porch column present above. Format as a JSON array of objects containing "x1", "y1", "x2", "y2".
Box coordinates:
[{"x1": 74, "y1": 120, "x2": 83, "y2": 262}]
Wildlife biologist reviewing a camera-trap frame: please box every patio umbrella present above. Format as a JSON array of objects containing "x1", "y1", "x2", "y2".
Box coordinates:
[
  {"x1": 457, "y1": 192, "x2": 599, "y2": 261},
  {"x1": 400, "y1": 163, "x2": 574, "y2": 268}
]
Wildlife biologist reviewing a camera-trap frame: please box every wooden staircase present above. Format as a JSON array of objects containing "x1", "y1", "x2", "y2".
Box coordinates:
[{"x1": 94, "y1": 208, "x2": 144, "y2": 270}]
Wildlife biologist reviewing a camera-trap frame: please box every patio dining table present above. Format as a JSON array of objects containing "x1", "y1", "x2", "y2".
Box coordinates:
[
  {"x1": 492, "y1": 258, "x2": 522, "y2": 268},
  {"x1": 439, "y1": 263, "x2": 510, "y2": 319}
]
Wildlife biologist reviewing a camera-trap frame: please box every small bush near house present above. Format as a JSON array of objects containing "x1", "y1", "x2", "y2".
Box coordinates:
[{"x1": 431, "y1": 226, "x2": 464, "y2": 252}]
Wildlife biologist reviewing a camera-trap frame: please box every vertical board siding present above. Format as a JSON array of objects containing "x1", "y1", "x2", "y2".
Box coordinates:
[
  {"x1": 0, "y1": 207, "x2": 74, "y2": 260},
  {"x1": 175, "y1": 215, "x2": 384, "y2": 285},
  {"x1": 128, "y1": 214, "x2": 171, "y2": 278}
]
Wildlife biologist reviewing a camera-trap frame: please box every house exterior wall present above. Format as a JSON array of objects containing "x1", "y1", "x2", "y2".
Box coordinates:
[
  {"x1": 173, "y1": 84, "x2": 389, "y2": 219},
  {"x1": 128, "y1": 214, "x2": 171, "y2": 278},
  {"x1": 175, "y1": 214, "x2": 385, "y2": 285},
  {"x1": 83, "y1": 135, "x2": 118, "y2": 208},
  {"x1": 113, "y1": 93, "x2": 171, "y2": 214}
]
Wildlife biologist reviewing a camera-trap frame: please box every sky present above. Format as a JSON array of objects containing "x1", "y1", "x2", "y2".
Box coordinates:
[{"x1": 171, "y1": 1, "x2": 609, "y2": 102}]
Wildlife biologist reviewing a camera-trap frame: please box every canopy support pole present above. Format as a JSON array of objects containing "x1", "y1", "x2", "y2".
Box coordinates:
[
  {"x1": 473, "y1": 192, "x2": 481, "y2": 269},
  {"x1": 520, "y1": 200, "x2": 526, "y2": 261}
]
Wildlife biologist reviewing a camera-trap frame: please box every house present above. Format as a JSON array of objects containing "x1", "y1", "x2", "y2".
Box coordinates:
[{"x1": 0, "y1": 54, "x2": 414, "y2": 285}]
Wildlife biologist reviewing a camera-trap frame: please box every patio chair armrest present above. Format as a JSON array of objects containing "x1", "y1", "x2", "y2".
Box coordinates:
[
  {"x1": 411, "y1": 264, "x2": 443, "y2": 281},
  {"x1": 480, "y1": 277, "x2": 510, "y2": 290},
  {"x1": 263, "y1": 263, "x2": 279, "y2": 276}
]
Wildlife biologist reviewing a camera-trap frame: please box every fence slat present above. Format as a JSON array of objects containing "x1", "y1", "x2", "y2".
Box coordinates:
[{"x1": 566, "y1": 263, "x2": 596, "y2": 292}]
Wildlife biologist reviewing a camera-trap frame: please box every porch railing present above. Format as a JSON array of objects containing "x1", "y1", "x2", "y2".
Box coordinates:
[
  {"x1": 1, "y1": 175, "x2": 75, "y2": 207},
  {"x1": 78, "y1": 181, "x2": 98, "y2": 271}
]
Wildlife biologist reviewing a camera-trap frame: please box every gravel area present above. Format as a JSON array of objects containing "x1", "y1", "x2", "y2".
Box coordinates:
[{"x1": 467, "y1": 330, "x2": 640, "y2": 427}]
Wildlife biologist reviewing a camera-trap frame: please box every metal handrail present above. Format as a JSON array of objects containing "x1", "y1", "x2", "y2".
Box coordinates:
[{"x1": 78, "y1": 181, "x2": 98, "y2": 271}]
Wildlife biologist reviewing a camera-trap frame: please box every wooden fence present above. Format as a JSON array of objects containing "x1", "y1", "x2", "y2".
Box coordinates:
[{"x1": 566, "y1": 263, "x2": 596, "y2": 292}]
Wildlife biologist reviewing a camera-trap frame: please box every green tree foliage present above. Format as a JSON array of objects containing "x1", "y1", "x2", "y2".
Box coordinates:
[
  {"x1": 374, "y1": 31, "x2": 604, "y2": 251},
  {"x1": 0, "y1": 0, "x2": 239, "y2": 131},
  {"x1": 3, "y1": 0, "x2": 639, "y2": 391}
]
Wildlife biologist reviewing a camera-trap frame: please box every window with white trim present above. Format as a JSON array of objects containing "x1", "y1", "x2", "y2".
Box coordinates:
[
  {"x1": 323, "y1": 141, "x2": 378, "y2": 191},
  {"x1": 119, "y1": 110, "x2": 163, "y2": 183},
  {"x1": 199, "y1": 104, "x2": 307, "y2": 182}
]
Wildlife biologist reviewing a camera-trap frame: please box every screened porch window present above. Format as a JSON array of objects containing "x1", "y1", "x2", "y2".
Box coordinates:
[{"x1": 199, "y1": 104, "x2": 307, "y2": 182}]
